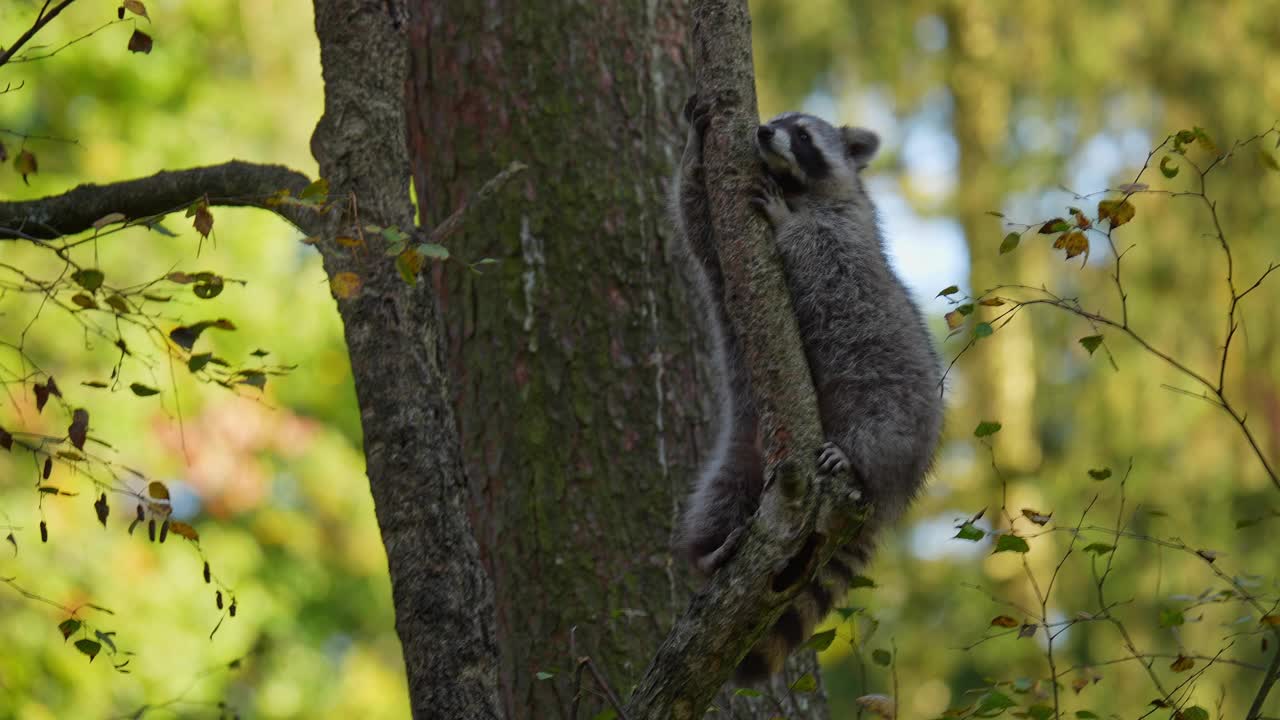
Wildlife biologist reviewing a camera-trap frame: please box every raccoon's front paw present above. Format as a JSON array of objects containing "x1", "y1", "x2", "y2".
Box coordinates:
[
  {"x1": 816, "y1": 441, "x2": 851, "y2": 475},
  {"x1": 751, "y1": 173, "x2": 790, "y2": 227}
]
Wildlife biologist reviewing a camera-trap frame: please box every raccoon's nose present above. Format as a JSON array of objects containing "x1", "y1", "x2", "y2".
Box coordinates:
[{"x1": 757, "y1": 126, "x2": 775, "y2": 142}]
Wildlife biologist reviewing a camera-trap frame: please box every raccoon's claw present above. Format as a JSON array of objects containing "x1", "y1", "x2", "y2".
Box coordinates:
[
  {"x1": 751, "y1": 174, "x2": 790, "y2": 226},
  {"x1": 817, "y1": 441, "x2": 851, "y2": 475}
]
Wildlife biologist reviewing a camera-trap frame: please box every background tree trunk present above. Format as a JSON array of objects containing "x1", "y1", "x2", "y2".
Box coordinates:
[{"x1": 406, "y1": 1, "x2": 827, "y2": 717}]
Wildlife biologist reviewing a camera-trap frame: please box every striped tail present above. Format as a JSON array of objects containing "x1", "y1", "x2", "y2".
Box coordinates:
[{"x1": 735, "y1": 541, "x2": 873, "y2": 683}]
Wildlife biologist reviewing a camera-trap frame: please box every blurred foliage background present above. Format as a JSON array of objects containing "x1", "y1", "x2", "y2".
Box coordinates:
[{"x1": 1, "y1": 0, "x2": 1278, "y2": 718}]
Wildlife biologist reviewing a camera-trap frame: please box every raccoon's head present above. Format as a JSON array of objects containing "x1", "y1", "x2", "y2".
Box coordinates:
[{"x1": 755, "y1": 112, "x2": 879, "y2": 201}]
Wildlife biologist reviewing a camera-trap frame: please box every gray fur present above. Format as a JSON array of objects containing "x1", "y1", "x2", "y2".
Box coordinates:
[{"x1": 671, "y1": 100, "x2": 943, "y2": 682}]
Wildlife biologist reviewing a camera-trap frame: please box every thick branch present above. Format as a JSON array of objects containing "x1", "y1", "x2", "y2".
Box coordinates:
[
  {"x1": 0, "y1": 161, "x2": 316, "y2": 240},
  {"x1": 625, "y1": 0, "x2": 858, "y2": 716}
]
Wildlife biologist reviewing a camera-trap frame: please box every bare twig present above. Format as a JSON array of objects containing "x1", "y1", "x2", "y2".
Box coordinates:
[{"x1": 0, "y1": 0, "x2": 78, "y2": 67}]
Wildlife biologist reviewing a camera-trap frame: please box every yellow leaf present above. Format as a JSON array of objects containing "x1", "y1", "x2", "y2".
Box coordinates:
[
  {"x1": 167, "y1": 521, "x2": 199, "y2": 541},
  {"x1": 1053, "y1": 230, "x2": 1089, "y2": 260},
  {"x1": 1170, "y1": 655, "x2": 1194, "y2": 672},
  {"x1": 330, "y1": 272, "x2": 362, "y2": 299},
  {"x1": 92, "y1": 212, "x2": 127, "y2": 230},
  {"x1": 854, "y1": 694, "x2": 895, "y2": 719},
  {"x1": 147, "y1": 481, "x2": 170, "y2": 501},
  {"x1": 990, "y1": 615, "x2": 1019, "y2": 628},
  {"x1": 944, "y1": 310, "x2": 964, "y2": 331},
  {"x1": 1097, "y1": 199, "x2": 1135, "y2": 227},
  {"x1": 979, "y1": 298, "x2": 1004, "y2": 307}
]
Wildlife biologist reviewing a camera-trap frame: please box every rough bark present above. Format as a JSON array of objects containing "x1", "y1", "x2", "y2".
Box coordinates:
[
  {"x1": 622, "y1": 0, "x2": 860, "y2": 716},
  {"x1": 0, "y1": 162, "x2": 314, "y2": 240},
  {"x1": 310, "y1": 1, "x2": 501, "y2": 718},
  {"x1": 405, "y1": 1, "x2": 712, "y2": 718}
]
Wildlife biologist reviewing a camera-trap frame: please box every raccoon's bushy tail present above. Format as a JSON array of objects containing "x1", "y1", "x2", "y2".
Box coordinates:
[{"x1": 735, "y1": 541, "x2": 872, "y2": 683}]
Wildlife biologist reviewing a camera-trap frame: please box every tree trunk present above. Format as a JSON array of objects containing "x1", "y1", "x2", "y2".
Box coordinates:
[
  {"x1": 310, "y1": 2, "x2": 501, "y2": 717},
  {"x1": 405, "y1": 2, "x2": 703, "y2": 717},
  {"x1": 406, "y1": 2, "x2": 832, "y2": 716}
]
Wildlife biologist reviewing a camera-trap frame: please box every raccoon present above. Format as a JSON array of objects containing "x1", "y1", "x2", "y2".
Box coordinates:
[{"x1": 672, "y1": 98, "x2": 943, "y2": 682}]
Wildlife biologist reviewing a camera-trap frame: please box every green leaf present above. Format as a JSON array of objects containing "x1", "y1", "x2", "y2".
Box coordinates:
[
  {"x1": 973, "y1": 322, "x2": 993, "y2": 339},
  {"x1": 591, "y1": 710, "x2": 618, "y2": 720},
  {"x1": 74, "y1": 638, "x2": 101, "y2": 662},
  {"x1": 1159, "y1": 155, "x2": 1180, "y2": 178},
  {"x1": 534, "y1": 671, "x2": 555, "y2": 681},
  {"x1": 993, "y1": 534, "x2": 1030, "y2": 554},
  {"x1": 71, "y1": 269, "x2": 105, "y2": 292},
  {"x1": 954, "y1": 523, "x2": 985, "y2": 542},
  {"x1": 956, "y1": 303, "x2": 975, "y2": 316},
  {"x1": 58, "y1": 619, "x2": 81, "y2": 640},
  {"x1": 1082, "y1": 543, "x2": 1114, "y2": 556},
  {"x1": 1181, "y1": 707, "x2": 1209, "y2": 720},
  {"x1": 871, "y1": 649, "x2": 891, "y2": 666},
  {"x1": 1258, "y1": 149, "x2": 1280, "y2": 172},
  {"x1": 396, "y1": 249, "x2": 423, "y2": 285},
  {"x1": 1027, "y1": 705, "x2": 1054, "y2": 720},
  {"x1": 999, "y1": 232, "x2": 1020, "y2": 254},
  {"x1": 417, "y1": 243, "x2": 451, "y2": 261},
  {"x1": 381, "y1": 226, "x2": 409, "y2": 245},
  {"x1": 1079, "y1": 335, "x2": 1103, "y2": 355},
  {"x1": 935, "y1": 285, "x2": 960, "y2": 298},
  {"x1": 1158, "y1": 608, "x2": 1185, "y2": 627},
  {"x1": 734, "y1": 688, "x2": 763, "y2": 698},
  {"x1": 299, "y1": 178, "x2": 329, "y2": 203},
  {"x1": 801, "y1": 628, "x2": 837, "y2": 652},
  {"x1": 974, "y1": 421, "x2": 1002, "y2": 438},
  {"x1": 129, "y1": 383, "x2": 160, "y2": 397},
  {"x1": 1038, "y1": 218, "x2": 1070, "y2": 234},
  {"x1": 789, "y1": 673, "x2": 818, "y2": 692},
  {"x1": 1088, "y1": 467, "x2": 1112, "y2": 481},
  {"x1": 848, "y1": 575, "x2": 876, "y2": 589},
  {"x1": 1076, "y1": 712, "x2": 1100, "y2": 719},
  {"x1": 975, "y1": 691, "x2": 1016, "y2": 713}
]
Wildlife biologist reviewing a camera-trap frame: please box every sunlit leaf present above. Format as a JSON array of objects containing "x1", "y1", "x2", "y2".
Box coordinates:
[
  {"x1": 734, "y1": 688, "x2": 763, "y2": 697},
  {"x1": 790, "y1": 673, "x2": 818, "y2": 692},
  {"x1": 299, "y1": 178, "x2": 328, "y2": 203},
  {"x1": 954, "y1": 522, "x2": 985, "y2": 542},
  {"x1": 1097, "y1": 199, "x2": 1135, "y2": 227},
  {"x1": 801, "y1": 628, "x2": 837, "y2": 651},
  {"x1": 999, "y1": 232, "x2": 1020, "y2": 254},
  {"x1": 1053, "y1": 230, "x2": 1089, "y2": 260},
  {"x1": 944, "y1": 310, "x2": 965, "y2": 331}
]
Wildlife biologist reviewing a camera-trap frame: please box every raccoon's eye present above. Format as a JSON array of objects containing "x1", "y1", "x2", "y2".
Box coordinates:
[{"x1": 797, "y1": 129, "x2": 811, "y2": 143}]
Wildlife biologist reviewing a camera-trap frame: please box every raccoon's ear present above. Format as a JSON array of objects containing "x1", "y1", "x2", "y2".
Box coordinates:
[{"x1": 841, "y1": 127, "x2": 880, "y2": 170}]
